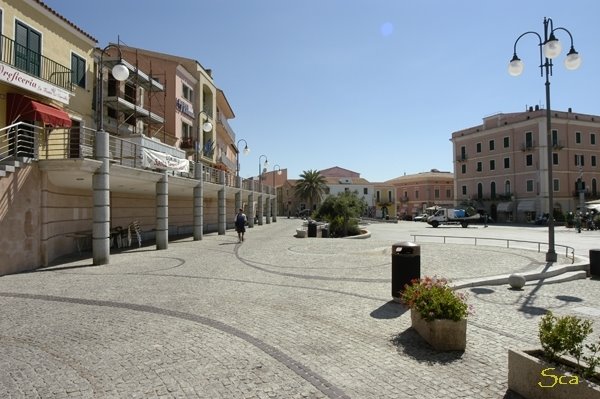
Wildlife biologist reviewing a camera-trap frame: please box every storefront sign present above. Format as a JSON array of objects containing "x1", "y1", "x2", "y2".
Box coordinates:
[{"x1": 0, "y1": 62, "x2": 71, "y2": 104}]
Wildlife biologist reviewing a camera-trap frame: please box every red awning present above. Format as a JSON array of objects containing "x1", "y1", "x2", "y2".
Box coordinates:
[{"x1": 7, "y1": 93, "x2": 72, "y2": 128}]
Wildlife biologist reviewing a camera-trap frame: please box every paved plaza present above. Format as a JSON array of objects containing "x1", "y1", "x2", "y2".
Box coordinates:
[{"x1": 0, "y1": 219, "x2": 599, "y2": 398}]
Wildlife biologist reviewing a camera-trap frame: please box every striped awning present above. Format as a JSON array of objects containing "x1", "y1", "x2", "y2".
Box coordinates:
[{"x1": 497, "y1": 202, "x2": 513, "y2": 212}]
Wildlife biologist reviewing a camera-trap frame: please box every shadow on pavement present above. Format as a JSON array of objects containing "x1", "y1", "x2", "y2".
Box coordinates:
[
  {"x1": 390, "y1": 329, "x2": 465, "y2": 364},
  {"x1": 502, "y1": 389, "x2": 526, "y2": 398},
  {"x1": 370, "y1": 301, "x2": 407, "y2": 319}
]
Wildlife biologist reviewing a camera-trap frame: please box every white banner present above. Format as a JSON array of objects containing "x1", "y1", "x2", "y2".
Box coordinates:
[
  {"x1": 142, "y1": 148, "x2": 190, "y2": 173},
  {"x1": 0, "y1": 62, "x2": 71, "y2": 104}
]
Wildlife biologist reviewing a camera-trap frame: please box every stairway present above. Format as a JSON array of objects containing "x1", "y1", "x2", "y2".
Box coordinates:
[{"x1": 0, "y1": 157, "x2": 33, "y2": 177}]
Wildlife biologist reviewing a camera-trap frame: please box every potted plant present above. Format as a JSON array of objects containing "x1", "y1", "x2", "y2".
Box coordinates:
[
  {"x1": 508, "y1": 311, "x2": 600, "y2": 399},
  {"x1": 400, "y1": 276, "x2": 470, "y2": 351}
]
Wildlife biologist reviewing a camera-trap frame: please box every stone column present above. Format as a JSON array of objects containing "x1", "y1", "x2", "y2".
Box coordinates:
[
  {"x1": 193, "y1": 163, "x2": 203, "y2": 240},
  {"x1": 272, "y1": 195, "x2": 278, "y2": 223},
  {"x1": 235, "y1": 177, "x2": 242, "y2": 212},
  {"x1": 218, "y1": 170, "x2": 226, "y2": 235},
  {"x1": 265, "y1": 194, "x2": 271, "y2": 224},
  {"x1": 257, "y1": 182, "x2": 263, "y2": 226},
  {"x1": 92, "y1": 130, "x2": 110, "y2": 265},
  {"x1": 156, "y1": 171, "x2": 168, "y2": 250},
  {"x1": 247, "y1": 180, "x2": 255, "y2": 228}
]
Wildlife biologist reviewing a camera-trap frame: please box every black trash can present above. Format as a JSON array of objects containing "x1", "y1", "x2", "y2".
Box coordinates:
[
  {"x1": 321, "y1": 226, "x2": 329, "y2": 238},
  {"x1": 307, "y1": 222, "x2": 317, "y2": 238},
  {"x1": 590, "y1": 249, "x2": 600, "y2": 277},
  {"x1": 391, "y1": 241, "x2": 421, "y2": 301}
]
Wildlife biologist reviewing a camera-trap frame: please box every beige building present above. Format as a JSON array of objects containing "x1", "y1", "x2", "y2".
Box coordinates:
[
  {"x1": 385, "y1": 170, "x2": 454, "y2": 218},
  {"x1": 0, "y1": 0, "x2": 273, "y2": 275},
  {"x1": 452, "y1": 107, "x2": 600, "y2": 222}
]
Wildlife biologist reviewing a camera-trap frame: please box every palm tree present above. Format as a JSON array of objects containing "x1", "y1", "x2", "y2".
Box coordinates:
[{"x1": 294, "y1": 169, "x2": 327, "y2": 213}]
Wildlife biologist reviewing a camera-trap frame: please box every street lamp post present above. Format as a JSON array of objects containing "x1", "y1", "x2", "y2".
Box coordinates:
[
  {"x1": 236, "y1": 138, "x2": 250, "y2": 177},
  {"x1": 193, "y1": 110, "x2": 213, "y2": 241},
  {"x1": 92, "y1": 44, "x2": 130, "y2": 265},
  {"x1": 509, "y1": 17, "x2": 581, "y2": 263},
  {"x1": 258, "y1": 154, "x2": 269, "y2": 181}
]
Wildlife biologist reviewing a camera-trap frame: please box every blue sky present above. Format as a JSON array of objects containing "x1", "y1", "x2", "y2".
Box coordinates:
[{"x1": 44, "y1": 0, "x2": 600, "y2": 182}]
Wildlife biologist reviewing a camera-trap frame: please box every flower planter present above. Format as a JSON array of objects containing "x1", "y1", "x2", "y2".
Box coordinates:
[
  {"x1": 508, "y1": 349, "x2": 600, "y2": 399},
  {"x1": 410, "y1": 309, "x2": 466, "y2": 351}
]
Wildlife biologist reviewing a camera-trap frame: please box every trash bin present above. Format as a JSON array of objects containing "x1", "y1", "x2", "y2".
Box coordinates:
[
  {"x1": 391, "y1": 241, "x2": 420, "y2": 301},
  {"x1": 307, "y1": 221, "x2": 317, "y2": 238},
  {"x1": 321, "y1": 226, "x2": 329, "y2": 238},
  {"x1": 590, "y1": 249, "x2": 600, "y2": 277}
]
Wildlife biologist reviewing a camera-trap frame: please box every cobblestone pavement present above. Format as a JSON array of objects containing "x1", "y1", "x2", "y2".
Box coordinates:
[{"x1": 0, "y1": 219, "x2": 599, "y2": 398}]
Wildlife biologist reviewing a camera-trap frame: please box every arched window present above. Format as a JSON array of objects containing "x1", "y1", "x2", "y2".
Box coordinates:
[
  {"x1": 505, "y1": 180, "x2": 511, "y2": 195},
  {"x1": 592, "y1": 178, "x2": 597, "y2": 196},
  {"x1": 477, "y1": 183, "x2": 483, "y2": 199},
  {"x1": 490, "y1": 181, "x2": 496, "y2": 199}
]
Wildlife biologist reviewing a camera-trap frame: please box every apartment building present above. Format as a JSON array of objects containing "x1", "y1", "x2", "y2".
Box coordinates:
[
  {"x1": 452, "y1": 107, "x2": 600, "y2": 222},
  {"x1": 385, "y1": 170, "x2": 454, "y2": 218},
  {"x1": 0, "y1": 1, "x2": 274, "y2": 275}
]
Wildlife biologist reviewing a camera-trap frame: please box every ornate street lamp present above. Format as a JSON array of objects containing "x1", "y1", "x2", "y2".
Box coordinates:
[
  {"x1": 236, "y1": 138, "x2": 250, "y2": 177},
  {"x1": 258, "y1": 154, "x2": 269, "y2": 181},
  {"x1": 195, "y1": 110, "x2": 213, "y2": 164},
  {"x1": 92, "y1": 44, "x2": 130, "y2": 265},
  {"x1": 509, "y1": 17, "x2": 581, "y2": 262}
]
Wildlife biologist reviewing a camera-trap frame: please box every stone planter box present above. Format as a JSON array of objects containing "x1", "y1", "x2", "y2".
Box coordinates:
[
  {"x1": 410, "y1": 309, "x2": 466, "y2": 351},
  {"x1": 508, "y1": 349, "x2": 600, "y2": 399}
]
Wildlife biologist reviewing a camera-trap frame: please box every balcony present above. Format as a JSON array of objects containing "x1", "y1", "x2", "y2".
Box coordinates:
[
  {"x1": 552, "y1": 140, "x2": 564, "y2": 150},
  {"x1": 456, "y1": 154, "x2": 468, "y2": 162},
  {"x1": 217, "y1": 110, "x2": 236, "y2": 143},
  {"x1": 0, "y1": 34, "x2": 73, "y2": 92},
  {"x1": 180, "y1": 137, "x2": 194, "y2": 149},
  {"x1": 521, "y1": 141, "x2": 535, "y2": 151}
]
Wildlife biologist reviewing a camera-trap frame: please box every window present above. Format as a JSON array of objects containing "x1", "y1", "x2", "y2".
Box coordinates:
[
  {"x1": 71, "y1": 53, "x2": 86, "y2": 88},
  {"x1": 182, "y1": 122, "x2": 192, "y2": 140},
  {"x1": 490, "y1": 181, "x2": 496, "y2": 199},
  {"x1": 504, "y1": 157, "x2": 510, "y2": 169},
  {"x1": 477, "y1": 183, "x2": 483, "y2": 199},
  {"x1": 575, "y1": 154, "x2": 584, "y2": 167},
  {"x1": 489, "y1": 159, "x2": 495, "y2": 171},
  {"x1": 376, "y1": 191, "x2": 380, "y2": 202},
  {"x1": 526, "y1": 154, "x2": 533, "y2": 166},
  {"x1": 476, "y1": 161, "x2": 482, "y2": 172},
  {"x1": 476, "y1": 142, "x2": 482, "y2": 153},
  {"x1": 592, "y1": 155, "x2": 597, "y2": 167},
  {"x1": 525, "y1": 131, "x2": 533, "y2": 148},
  {"x1": 182, "y1": 83, "x2": 193, "y2": 101},
  {"x1": 460, "y1": 146, "x2": 466, "y2": 160},
  {"x1": 553, "y1": 179, "x2": 559, "y2": 192},
  {"x1": 553, "y1": 153, "x2": 559, "y2": 165},
  {"x1": 552, "y1": 129, "x2": 559, "y2": 146},
  {"x1": 15, "y1": 21, "x2": 41, "y2": 76},
  {"x1": 592, "y1": 133, "x2": 597, "y2": 145},
  {"x1": 505, "y1": 180, "x2": 511, "y2": 195},
  {"x1": 489, "y1": 140, "x2": 495, "y2": 151},
  {"x1": 434, "y1": 189, "x2": 440, "y2": 199},
  {"x1": 446, "y1": 189, "x2": 451, "y2": 198},
  {"x1": 388, "y1": 191, "x2": 392, "y2": 202},
  {"x1": 576, "y1": 131, "x2": 581, "y2": 144},
  {"x1": 461, "y1": 186, "x2": 467, "y2": 195},
  {"x1": 415, "y1": 190, "x2": 419, "y2": 199},
  {"x1": 592, "y1": 179, "x2": 598, "y2": 196},
  {"x1": 503, "y1": 137, "x2": 510, "y2": 148},
  {"x1": 526, "y1": 180, "x2": 534, "y2": 192},
  {"x1": 461, "y1": 164, "x2": 466, "y2": 174},
  {"x1": 364, "y1": 188, "x2": 368, "y2": 195}
]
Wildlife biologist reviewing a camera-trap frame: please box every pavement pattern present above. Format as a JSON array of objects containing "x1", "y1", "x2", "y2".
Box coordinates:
[{"x1": 0, "y1": 219, "x2": 599, "y2": 398}]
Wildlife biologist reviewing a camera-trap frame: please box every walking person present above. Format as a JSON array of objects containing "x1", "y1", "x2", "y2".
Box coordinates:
[{"x1": 235, "y1": 208, "x2": 247, "y2": 243}]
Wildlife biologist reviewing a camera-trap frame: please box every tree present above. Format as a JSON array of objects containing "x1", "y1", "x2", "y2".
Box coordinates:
[
  {"x1": 314, "y1": 190, "x2": 366, "y2": 237},
  {"x1": 294, "y1": 169, "x2": 327, "y2": 213}
]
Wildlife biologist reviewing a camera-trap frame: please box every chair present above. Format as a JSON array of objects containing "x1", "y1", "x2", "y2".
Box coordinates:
[{"x1": 127, "y1": 221, "x2": 142, "y2": 248}]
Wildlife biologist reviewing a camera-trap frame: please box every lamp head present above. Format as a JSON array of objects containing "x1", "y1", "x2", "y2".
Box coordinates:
[
  {"x1": 564, "y1": 46, "x2": 582, "y2": 70},
  {"x1": 202, "y1": 121, "x2": 213, "y2": 132},
  {"x1": 543, "y1": 34, "x2": 562, "y2": 59},
  {"x1": 264, "y1": 159, "x2": 269, "y2": 169},
  {"x1": 243, "y1": 145, "x2": 250, "y2": 155},
  {"x1": 508, "y1": 54, "x2": 524, "y2": 77},
  {"x1": 111, "y1": 63, "x2": 129, "y2": 81},
  {"x1": 277, "y1": 170, "x2": 282, "y2": 176}
]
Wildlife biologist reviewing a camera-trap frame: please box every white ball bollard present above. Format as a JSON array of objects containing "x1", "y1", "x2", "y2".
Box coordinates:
[{"x1": 508, "y1": 273, "x2": 526, "y2": 290}]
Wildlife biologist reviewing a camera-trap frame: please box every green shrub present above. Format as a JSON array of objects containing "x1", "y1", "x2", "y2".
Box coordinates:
[{"x1": 539, "y1": 311, "x2": 600, "y2": 379}]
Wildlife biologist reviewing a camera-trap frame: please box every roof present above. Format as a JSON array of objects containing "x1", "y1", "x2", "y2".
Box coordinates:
[
  {"x1": 35, "y1": 0, "x2": 97, "y2": 43},
  {"x1": 385, "y1": 170, "x2": 453, "y2": 184},
  {"x1": 319, "y1": 166, "x2": 360, "y2": 178}
]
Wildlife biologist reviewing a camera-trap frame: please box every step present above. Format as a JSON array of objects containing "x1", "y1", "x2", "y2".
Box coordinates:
[
  {"x1": 0, "y1": 164, "x2": 15, "y2": 173},
  {"x1": 524, "y1": 270, "x2": 588, "y2": 286},
  {"x1": 0, "y1": 170, "x2": 5, "y2": 177}
]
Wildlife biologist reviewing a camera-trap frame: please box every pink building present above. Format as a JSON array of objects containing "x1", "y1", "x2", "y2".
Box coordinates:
[{"x1": 452, "y1": 107, "x2": 600, "y2": 222}]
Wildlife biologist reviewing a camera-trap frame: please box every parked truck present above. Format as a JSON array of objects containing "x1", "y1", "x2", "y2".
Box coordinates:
[{"x1": 427, "y1": 208, "x2": 480, "y2": 228}]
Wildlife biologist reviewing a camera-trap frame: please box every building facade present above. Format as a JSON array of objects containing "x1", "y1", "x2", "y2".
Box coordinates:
[
  {"x1": 452, "y1": 107, "x2": 600, "y2": 222},
  {"x1": 385, "y1": 170, "x2": 454, "y2": 218}
]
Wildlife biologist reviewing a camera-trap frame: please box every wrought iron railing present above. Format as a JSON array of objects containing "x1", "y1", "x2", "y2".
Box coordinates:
[{"x1": 0, "y1": 34, "x2": 73, "y2": 92}]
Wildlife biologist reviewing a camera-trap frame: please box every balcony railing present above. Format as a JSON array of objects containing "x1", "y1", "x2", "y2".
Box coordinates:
[
  {"x1": 0, "y1": 122, "x2": 270, "y2": 194},
  {"x1": 0, "y1": 34, "x2": 73, "y2": 92},
  {"x1": 217, "y1": 110, "x2": 236, "y2": 143}
]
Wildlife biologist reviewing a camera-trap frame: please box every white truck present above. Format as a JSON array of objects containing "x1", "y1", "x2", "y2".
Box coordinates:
[{"x1": 427, "y1": 208, "x2": 480, "y2": 228}]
